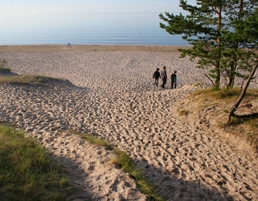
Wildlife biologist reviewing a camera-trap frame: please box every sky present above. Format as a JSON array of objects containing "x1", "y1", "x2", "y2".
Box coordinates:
[{"x1": 0, "y1": 0, "x2": 196, "y2": 18}]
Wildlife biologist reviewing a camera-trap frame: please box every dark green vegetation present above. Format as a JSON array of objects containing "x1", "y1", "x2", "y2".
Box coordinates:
[
  {"x1": 79, "y1": 132, "x2": 164, "y2": 201},
  {"x1": 0, "y1": 126, "x2": 74, "y2": 201}
]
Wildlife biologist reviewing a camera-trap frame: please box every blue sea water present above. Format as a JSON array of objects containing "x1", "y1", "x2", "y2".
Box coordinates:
[{"x1": 0, "y1": 12, "x2": 188, "y2": 46}]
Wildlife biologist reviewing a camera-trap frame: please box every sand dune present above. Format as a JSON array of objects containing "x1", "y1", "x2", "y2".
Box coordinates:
[{"x1": 0, "y1": 45, "x2": 257, "y2": 200}]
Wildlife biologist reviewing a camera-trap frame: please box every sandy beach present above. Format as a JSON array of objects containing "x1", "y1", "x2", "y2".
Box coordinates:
[{"x1": 0, "y1": 45, "x2": 258, "y2": 201}]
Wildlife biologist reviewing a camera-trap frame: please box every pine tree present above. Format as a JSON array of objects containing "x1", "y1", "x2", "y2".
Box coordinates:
[
  {"x1": 159, "y1": 0, "x2": 258, "y2": 89},
  {"x1": 160, "y1": 0, "x2": 225, "y2": 88}
]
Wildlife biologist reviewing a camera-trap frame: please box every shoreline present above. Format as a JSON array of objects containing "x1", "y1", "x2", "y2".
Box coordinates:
[{"x1": 0, "y1": 44, "x2": 190, "y2": 53}]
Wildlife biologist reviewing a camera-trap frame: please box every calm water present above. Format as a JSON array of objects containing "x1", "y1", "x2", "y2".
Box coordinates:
[{"x1": 0, "y1": 12, "x2": 188, "y2": 46}]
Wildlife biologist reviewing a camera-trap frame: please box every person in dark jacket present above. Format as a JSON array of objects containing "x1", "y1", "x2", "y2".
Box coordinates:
[
  {"x1": 153, "y1": 68, "x2": 161, "y2": 86},
  {"x1": 171, "y1": 70, "x2": 177, "y2": 89}
]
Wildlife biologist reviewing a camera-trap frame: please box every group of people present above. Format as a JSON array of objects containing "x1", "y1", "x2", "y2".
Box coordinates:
[{"x1": 153, "y1": 66, "x2": 177, "y2": 89}]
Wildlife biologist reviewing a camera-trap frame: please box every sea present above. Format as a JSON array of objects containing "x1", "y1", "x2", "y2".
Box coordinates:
[{"x1": 0, "y1": 12, "x2": 188, "y2": 46}]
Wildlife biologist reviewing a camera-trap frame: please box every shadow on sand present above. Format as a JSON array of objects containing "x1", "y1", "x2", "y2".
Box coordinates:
[
  {"x1": 135, "y1": 159, "x2": 234, "y2": 201},
  {"x1": 48, "y1": 149, "x2": 234, "y2": 201}
]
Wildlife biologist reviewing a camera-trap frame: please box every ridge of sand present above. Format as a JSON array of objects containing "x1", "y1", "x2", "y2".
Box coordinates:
[{"x1": 0, "y1": 47, "x2": 257, "y2": 200}]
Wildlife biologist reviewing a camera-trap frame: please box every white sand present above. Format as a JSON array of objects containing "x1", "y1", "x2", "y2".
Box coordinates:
[{"x1": 0, "y1": 47, "x2": 258, "y2": 200}]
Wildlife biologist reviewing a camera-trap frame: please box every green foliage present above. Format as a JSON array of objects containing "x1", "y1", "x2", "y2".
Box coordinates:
[
  {"x1": 212, "y1": 86, "x2": 221, "y2": 91},
  {"x1": 0, "y1": 126, "x2": 73, "y2": 201}
]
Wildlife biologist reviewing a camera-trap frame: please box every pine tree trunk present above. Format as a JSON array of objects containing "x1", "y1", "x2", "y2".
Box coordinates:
[
  {"x1": 227, "y1": 63, "x2": 258, "y2": 125},
  {"x1": 215, "y1": 6, "x2": 222, "y2": 89},
  {"x1": 215, "y1": 64, "x2": 221, "y2": 88},
  {"x1": 227, "y1": 74, "x2": 235, "y2": 89}
]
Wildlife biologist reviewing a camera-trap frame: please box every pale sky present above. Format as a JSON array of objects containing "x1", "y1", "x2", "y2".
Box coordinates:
[{"x1": 0, "y1": 0, "x2": 196, "y2": 18}]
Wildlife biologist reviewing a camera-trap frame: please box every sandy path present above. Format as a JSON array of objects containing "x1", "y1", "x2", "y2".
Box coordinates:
[{"x1": 0, "y1": 49, "x2": 257, "y2": 200}]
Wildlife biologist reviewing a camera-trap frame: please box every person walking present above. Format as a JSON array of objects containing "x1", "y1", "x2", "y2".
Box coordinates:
[
  {"x1": 160, "y1": 66, "x2": 167, "y2": 88},
  {"x1": 153, "y1": 68, "x2": 161, "y2": 86},
  {"x1": 171, "y1": 70, "x2": 177, "y2": 89}
]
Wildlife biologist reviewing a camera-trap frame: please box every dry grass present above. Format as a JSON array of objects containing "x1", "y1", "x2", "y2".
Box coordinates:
[
  {"x1": 0, "y1": 74, "x2": 72, "y2": 86},
  {"x1": 0, "y1": 59, "x2": 11, "y2": 73},
  {"x1": 178, "y1": 109, "x2": 190, "y2": 116},
  {"x1": 186, "y1": 88, "x2": 258, "y2": 152}
]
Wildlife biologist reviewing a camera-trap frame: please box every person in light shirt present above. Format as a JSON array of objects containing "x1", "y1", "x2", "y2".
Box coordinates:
[{"x1": 160, "y1": 66, "x2": 167, "y2": 88}]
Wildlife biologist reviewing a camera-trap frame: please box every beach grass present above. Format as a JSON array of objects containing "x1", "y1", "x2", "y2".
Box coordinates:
[
  {"x1": 79, "y1": 132, "x2": 164, "y2": 201},
  {"x1": 0, "y1": 125, "x2": 74, "y2": 201},
  {"x1": 0, "y1": 74, "x2": 71, "y2": 86}
]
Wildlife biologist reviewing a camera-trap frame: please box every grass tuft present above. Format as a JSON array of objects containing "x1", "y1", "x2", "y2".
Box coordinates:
[
  {"x1": 0, "y1": 59, "x2": 10, "y2": 72},
  {"x1": 178, "y1": 109, "x2": 190, "y2": 116},
  {"x1": 79, "y1": 132, "x2": 164, "y2": 201},
  {"x1": 0, "y1": 125, "x2": 74, "y2": 201}
]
